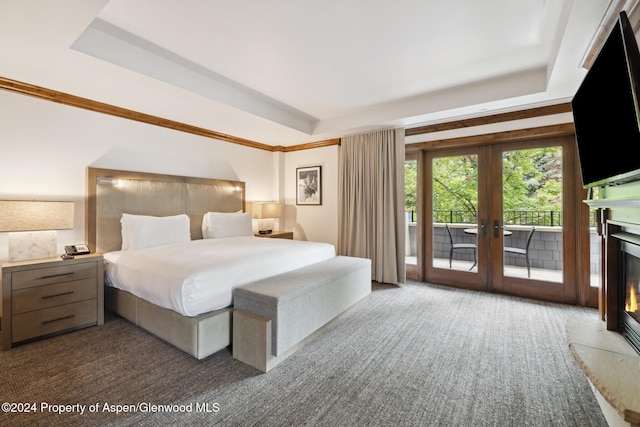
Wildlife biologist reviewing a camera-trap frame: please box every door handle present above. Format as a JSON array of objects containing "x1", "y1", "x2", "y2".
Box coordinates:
[
  {"x1": 494, "y1": 220, "x2": 500, "y2": 238},
  {"x1": 481, "y1": 220, "x2": 487, "y2": 238}
]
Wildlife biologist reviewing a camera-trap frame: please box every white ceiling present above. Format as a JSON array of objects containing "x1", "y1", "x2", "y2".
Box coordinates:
[{"x1": 0, "y1": 0, "x2": 617, "y2": 146}]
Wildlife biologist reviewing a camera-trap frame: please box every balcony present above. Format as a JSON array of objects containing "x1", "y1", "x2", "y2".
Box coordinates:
[{"x1": 405, "y1": 218, "x2": 601, "y2": 285}]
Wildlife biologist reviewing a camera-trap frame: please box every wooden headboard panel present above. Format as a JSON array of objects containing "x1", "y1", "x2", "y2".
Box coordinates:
[{"x1": 86, "y1": 168, "x2": 245, "y2": 254}]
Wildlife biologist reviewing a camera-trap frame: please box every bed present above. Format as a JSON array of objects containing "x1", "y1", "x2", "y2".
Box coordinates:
[
  {"x1": 86, "y1": 167, "x2": 335, "y2": 359},
  {"x1": 104, "y1": 237, "x2": 335, "y2": 317}
]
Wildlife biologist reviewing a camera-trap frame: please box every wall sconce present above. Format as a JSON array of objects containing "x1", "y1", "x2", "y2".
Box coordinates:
[
  {"x1": 0, "y1": 200, "x2": 75, "y2": 261},
  {"x1": 249, "y1": 202, "x2": 282, "y2": 235},
  {"x1": 97, "y1": 176, "x2": 119, "y2": 185}
]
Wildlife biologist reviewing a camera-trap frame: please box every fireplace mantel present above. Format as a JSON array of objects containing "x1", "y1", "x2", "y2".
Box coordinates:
[
  {"x1": 575, "y1": 185, "x2": 640, "y2": 426},
  {"x1": 586, "y1": 197, "x2": 640, "y2": 208},
  {"x1": 584, "y1": 183, "x2": 640, "y2": 330}
]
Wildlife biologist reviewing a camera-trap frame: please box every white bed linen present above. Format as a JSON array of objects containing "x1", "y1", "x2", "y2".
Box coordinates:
[{"x1": 104, "y1": 236, "x2": 336, "y2": 317}]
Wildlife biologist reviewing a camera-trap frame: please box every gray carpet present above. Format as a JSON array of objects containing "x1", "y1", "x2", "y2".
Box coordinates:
[{"x1": 0, "y1": 281, "x2": 607, "y2": 426}]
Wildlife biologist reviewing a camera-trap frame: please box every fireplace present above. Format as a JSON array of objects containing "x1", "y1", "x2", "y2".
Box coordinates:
[
  {"x1": 577, "y1": 204, "x2": 640, "y2": 424},
  {"x1": 621, "y1": 238, "x2": 640, "y2": 354}
]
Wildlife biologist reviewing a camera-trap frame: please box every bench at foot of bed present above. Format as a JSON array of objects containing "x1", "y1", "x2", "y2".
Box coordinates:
[{"x1": 232, "y1": 255, "x2": 372, "y2": 372}]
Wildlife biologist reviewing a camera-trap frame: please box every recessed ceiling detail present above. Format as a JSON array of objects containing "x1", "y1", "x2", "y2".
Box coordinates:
[
  {"x1": 72, "y1": 18, "x2": 317, "y2": 134},
  {"x1": 0, "y1": 0, "x2": 614, "y2": 145}
]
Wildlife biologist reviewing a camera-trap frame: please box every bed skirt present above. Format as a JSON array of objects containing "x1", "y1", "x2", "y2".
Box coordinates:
[{"x1": 105, "y1": 286, "x2": 232, "y2": 359}]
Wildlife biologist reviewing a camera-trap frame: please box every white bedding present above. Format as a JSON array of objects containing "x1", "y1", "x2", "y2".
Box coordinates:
[{"x1": 104, "y1": 236, "x2": 336, "y2": 317}]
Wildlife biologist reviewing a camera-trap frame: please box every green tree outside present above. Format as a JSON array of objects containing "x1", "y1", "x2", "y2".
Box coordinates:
[
  {"x1": 404, "y1": 160, "x2": 417, "y2": 220},
  {"x1": 404, "y1": 147, "x2": 562, "y2": 224}
]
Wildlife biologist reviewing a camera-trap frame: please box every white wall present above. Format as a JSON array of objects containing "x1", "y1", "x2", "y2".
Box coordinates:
[
  {"x1": 0, "y1": 90, "x2": 345, "y2": 317},
  {"x1": 0, "y1": 88, "x2": 576, "y2": 323},
  {"x1": 0, "y1": 90, "x2": 276, "y2": 264},
  {"x1": 0, "y1": 88, "x2": 574, "y2": 259},
  {"x1": 283, "y1": 146, "x2": 340, "y2": 249}
]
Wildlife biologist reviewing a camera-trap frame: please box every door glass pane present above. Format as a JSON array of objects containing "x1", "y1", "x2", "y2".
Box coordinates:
[
  {"x1": 405, "y1": 159, "x2": 417, "y2": 268},
  {"x1": 502, "y1": 147, "x2": 562, "y2": 282},
  {"x1": 432, "y1": 154, "x2": 478, "y2": 272}
]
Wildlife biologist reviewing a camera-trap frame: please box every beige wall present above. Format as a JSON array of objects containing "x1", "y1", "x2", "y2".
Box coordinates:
[
  {"x1": 0, "y1": 88, "x2": 341, "y2": 252},
  {"x1": 0, "y1": 87, "x2": 573, "y2": 320},
  {"x1": 0, "y1": 89, "x2": 343, "y2": 317},
  {"x1": 282, "y1": 146, "x2": 340, "y2": 249},
  {"x1": 0, "y1": 89, "x2": 277, "y2": 261}
]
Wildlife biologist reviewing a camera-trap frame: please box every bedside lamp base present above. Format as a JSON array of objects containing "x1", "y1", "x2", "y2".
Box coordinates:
[{"x1": 8, "y1": 230, "x2": 57, "y2": 262}]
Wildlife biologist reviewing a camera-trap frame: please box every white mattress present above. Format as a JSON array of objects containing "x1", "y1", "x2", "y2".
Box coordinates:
[{"x1": 104, "y1": 236, "x2": 336, "y2": 317}]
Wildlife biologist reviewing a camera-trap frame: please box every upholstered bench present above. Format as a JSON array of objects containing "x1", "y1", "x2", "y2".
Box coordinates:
[{"x1": 232, "y1": 255, "x2": 371, "y2": 372}]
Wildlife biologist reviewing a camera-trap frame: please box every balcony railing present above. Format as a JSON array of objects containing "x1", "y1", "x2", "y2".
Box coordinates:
[
  {"x1": 429, "y1": 210, "x2": 563, "y2": 227},
  {"x1": 503, "y1": 211, "x2": 562, "y2": 227},
  {"x1": 406, "y1": 209, "x2": 601, "y2": 275},
  {"x1": 432, "y1": 210, "x2": 477, "y2": 225}
]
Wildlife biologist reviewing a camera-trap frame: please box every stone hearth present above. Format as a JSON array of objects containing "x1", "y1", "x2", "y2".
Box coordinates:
[{"x1": 567, "y1": 317, "x2": 640, "y2": 427}]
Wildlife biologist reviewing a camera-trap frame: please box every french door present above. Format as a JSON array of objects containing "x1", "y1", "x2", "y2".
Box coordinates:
[
  {"x1": 422, "y1": 136, "x2": 579, "y2": 303},
  {"x1": 425, "y1": 145, "x2": 488, "y2": 291}
]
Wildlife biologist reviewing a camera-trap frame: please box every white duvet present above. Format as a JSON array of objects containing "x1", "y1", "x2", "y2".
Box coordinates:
[{"x1": 104, "y1": 236, "x2": 335, "y2": 317}]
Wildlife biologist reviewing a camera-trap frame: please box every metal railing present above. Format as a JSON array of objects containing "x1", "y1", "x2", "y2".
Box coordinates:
[
  {"x1": 429, "y1": 210, "x2": 563, "y2": 226},
  {"x1": 432, "y1": 210, "x2": 477, "y2": 225},
  {"x1": 503, "y1": 211, "x2": 562, "y2": 226},
  {"x1": 408, "y1": 209, "x2": 598, "y2": 228}
]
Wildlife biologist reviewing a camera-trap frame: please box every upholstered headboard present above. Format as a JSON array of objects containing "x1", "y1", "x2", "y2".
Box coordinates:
[{"x1": 86, "y1": 167, "x2": 245, "y2": 254}]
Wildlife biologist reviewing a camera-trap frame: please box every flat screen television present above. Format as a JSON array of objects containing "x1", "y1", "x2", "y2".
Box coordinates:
[{"x1": 571, "y1": 11, "x2": 640, "y2": 188}]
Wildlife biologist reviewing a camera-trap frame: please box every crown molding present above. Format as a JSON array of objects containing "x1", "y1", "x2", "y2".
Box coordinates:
[
  {"x1": 405, "y1": 122, "x2": 575, "y2": 154},
  {"x1": 1, "y1": 75, "x2": 566, "y2": 153},
  {"x1": 0, "y1": 76, "x2": 281, "y2": 152},
  {"x1": 0, "y1": 76, "x2": 342, "y2": 152},
  {"x1": 405, "y1": 103, "x2": 572, "y2": 137}
]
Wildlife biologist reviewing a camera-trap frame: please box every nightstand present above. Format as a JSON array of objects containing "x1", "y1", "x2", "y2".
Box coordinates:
[
  {"x1": 254, "y1": 231, "x2": 294, "y2": 239},
  {"x1": 1, "y1": 253, "x2": 104, "y2": 350}
]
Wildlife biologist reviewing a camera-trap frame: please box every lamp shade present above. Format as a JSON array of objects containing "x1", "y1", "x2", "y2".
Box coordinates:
[
  {"x1": 0, "y1": 201, "x2": 74, "y2": 232},
  {"x1": 260, "y1": 203, "x2": 281, "y2": 219},
  {"x1": 249, "y1": 202, "x2": 282, "y2": 219}
]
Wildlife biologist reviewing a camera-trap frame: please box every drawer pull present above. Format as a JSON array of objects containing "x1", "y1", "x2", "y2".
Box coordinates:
[
  {"x1": 42, "y1": 315, "x2": 74, "y2": 325},
  {"x1": 42, "y1": 291, "x2": 74, "y2": 300},
  {"x1": 39, "y1": 272, "x2": 75, "y2": 280}
]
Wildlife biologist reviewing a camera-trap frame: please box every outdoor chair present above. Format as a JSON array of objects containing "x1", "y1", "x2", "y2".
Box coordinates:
[
  {"x1": 445, "y1": 224, "x2": 477, "y2": 270},
  {"x1": 504, "y1": 227, "x2": 536, "y2": 278}
]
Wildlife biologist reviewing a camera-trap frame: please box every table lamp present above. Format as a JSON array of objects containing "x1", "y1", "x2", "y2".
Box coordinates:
[
  {"x1": 0, "y1": 200, "x2": 75, "y2": 261},
  {"x1": 250, "y1": 202, "x2": 282, "y2": 234}
]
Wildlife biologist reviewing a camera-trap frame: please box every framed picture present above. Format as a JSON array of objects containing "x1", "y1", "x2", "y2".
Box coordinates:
[{"x1": 296, "y1": 166, "x2": 322, "y2": 205}]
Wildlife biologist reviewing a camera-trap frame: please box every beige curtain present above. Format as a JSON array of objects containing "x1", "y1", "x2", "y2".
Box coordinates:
[{"x1": 338, "y1": 128, "x2": 405, "y2": 284}]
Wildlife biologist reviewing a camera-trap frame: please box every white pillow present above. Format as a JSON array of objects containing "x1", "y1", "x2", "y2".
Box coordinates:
[
  {"x1": 202, "y1": 212, "x2": 253, "y2": 238},
  {"x1": 121, "y1": 216, "x2": 131, "y2": 251},
  {"x1": 121, "y1": 213, "x2": 191, "y2": 250},
  {"x1": 201, "y1": 212, "x2": 212, "y2": 238}
]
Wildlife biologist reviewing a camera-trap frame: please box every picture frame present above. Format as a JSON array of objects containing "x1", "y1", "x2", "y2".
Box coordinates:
[{"x1": 296, "y1": 166, "x2": 322, "y2": 205}]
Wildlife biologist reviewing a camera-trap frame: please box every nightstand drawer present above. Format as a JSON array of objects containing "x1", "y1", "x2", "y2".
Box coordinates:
[
  {"x1": 12, "y1": 299, "x2": 98, "y2": 343},
  {"x1": 12, "y1": 278, "x2": 98, "y2": 315},
  {"x1": 11, "y1": 263, "x2": 97, "y2": 290}
]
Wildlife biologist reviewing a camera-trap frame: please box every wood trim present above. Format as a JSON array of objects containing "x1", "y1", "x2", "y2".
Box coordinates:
[
  {"x1": 405, "y1": 123, "x2": 575, "y2": 154},
  {"x1": 0, "y1": 76, "x2": 273, "y2": 151},
  {"x1": 274, "y1": 138, "x2": 341, "y2": 152},
  {"x1": 0, "y1": 76, "x2": 342, "y2": 152},
  {"x1": 0, "y1": 75, "x2": 567, "y2": 153},
  {"x1": 405, "y1": 103, "x2": 573, "y2": 136}
]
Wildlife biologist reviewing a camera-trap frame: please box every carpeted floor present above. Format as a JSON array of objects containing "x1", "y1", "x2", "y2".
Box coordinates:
[{"x1": 0, "y1": 281, "x2": 608, "y2": 426}]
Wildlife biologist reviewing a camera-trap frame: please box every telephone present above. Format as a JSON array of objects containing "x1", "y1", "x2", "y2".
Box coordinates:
[{"x1": 65, "y1": 244, "x2": 90, "y2": 256}]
